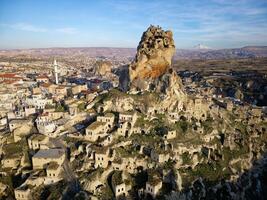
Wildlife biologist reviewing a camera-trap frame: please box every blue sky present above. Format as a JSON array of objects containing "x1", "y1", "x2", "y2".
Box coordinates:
[{"x1": 0, "y1": 0, "x2": 267, "y2": 49}]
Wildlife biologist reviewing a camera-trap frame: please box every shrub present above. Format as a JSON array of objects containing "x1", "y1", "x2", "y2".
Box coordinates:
[{"x1": 181, "y1": 152, "x2": 191, "y2": 165}]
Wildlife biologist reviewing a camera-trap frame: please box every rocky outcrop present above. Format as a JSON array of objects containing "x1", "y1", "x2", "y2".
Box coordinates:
[
  {"x1": 94, "y1": 60, "x2": 112, "y2": 76},
  {"x1": 126, "y1": 25, "x2": 175, "y2": 91},
  {"x1": 13, "y1": 121, "x2": 36, "y2": 142},
  {"x1": 166, "y1": 70, "x2": 185, "y2": 97},
  {"x1": 129, "y1": 25, "x2": 175, "y2": 81}
]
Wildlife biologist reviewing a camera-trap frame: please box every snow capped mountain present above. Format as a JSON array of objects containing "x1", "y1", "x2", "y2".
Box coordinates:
[{"x1": 194, "y1": 44, "x2": 211, "y2": 50}]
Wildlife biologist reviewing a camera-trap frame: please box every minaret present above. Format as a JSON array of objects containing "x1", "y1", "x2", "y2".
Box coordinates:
[{"x1": 53, "y1": 59, "x2": 59, "y2": 85}]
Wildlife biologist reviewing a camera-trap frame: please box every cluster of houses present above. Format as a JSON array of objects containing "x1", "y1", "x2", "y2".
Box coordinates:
[
  {"x1": 0, "y1": 61, "x2": 266, "y2": 200},
  {"x1": 0, "y1": 60, "x2": 117, "y2": 199}
]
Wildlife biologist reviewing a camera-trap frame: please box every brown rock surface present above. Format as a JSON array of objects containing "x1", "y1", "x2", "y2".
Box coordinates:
[
  {"x1": 94, "y1": 60, "x2": 112, "y2": 76},
  {"x1": 129, "y1": 25, "x2": 175, "y2": 81}
]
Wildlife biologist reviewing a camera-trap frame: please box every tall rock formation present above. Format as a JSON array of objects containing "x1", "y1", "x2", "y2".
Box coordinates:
[
  {"x1": 118, "y1": 25, "x2": 178, "y2": 92},
  {"x1": 129, "y1": 25, "x2": 175, "y2": 82}
]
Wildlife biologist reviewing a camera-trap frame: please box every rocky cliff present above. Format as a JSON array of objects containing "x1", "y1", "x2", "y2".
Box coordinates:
[
  {"x1": 118, "y1": 25, "x2": 176, "y2": 91},
  {"x1": 129, "y1": 25, "x2": 175, "y2": 81}
]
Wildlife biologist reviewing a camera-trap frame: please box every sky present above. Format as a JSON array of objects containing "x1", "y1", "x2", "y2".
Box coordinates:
[{"x1": 0, "y1": 0, "x2": 267, "y2": 49}]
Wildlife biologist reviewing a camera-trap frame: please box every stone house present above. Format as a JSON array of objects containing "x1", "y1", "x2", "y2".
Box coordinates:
[
  {"x1": 150, "y1": 149, "x2": 170, "y2": 163},
  {"x1": 119, "y1": 112, "x2": 138, "y2": 124},
  {"x1": 28, "y1": 134, "x2": 49, "y2": 150},
  {"x1": 100, "y1": 135, "x2": 114, "y2": 146},
  {"x1": 55, "y1": 86, "x2": 67, "y2": 96},
  {"x1": 9, "y1": 119, "x2": 31, "y2": 132},
  {"x1": 24, "y1": 107, "x2": 36, "y2": 117},
  {"x1": 45, "y1": 162, "x2": 63, "y2": 184},
  {"x1": 40, "y1": 83, "x2": 57, "y2": 94},
  {"x1": 117, "y1": 122, "x2": 132, "y2": 137},
  {"x1": 0, "y1": 73, "x2": 23, "y2": 82},
  {"x1": 172, "y1": 145, "x2": 202, "y2": 161},
  {"x1": 187, "y1": 98, "x2": 209, "y2": 121},
  {"x1": 32, "y1": 148, "x2": 65, "y2": 169},
  {"x1": 94, "y1": 147, "x2": 111, "y2": 168},
  {"x1": 47, "y1": 111, "x2": 67, "y2": 120},
  {"x1": 112, "y1": 155, "x2": 140, "y2": 173},
  {"x1": 22, "y1": 173, "x2": 45, "y2": 187},
  {"x1": 111, "y1": 171, "x2": 131, "y2": 198},
  {"x1": 32, "y1": 87, "x2": 42, "y2": 95},
  {"x1": 131, "y1": 126, "x2": 143, "y2": 134},
  {"x1": 14, "y1": 185, "x2": 32, "y2": 200},
  {"x1": 97, "y1": 113, "x2": 115, "y2": 125},
  {"x1": 8, "y1": 109, "x2": 25, "y2": 119},
  {"x1": 147, "y1": 106, "x2": 167, "y2": 116},
  {"x1": 36, "y1": 75, "x2": 49, "y2": 83},
  {"x1": 26, "y1": 95, "x2": 53, "y2": 109},
  {"x1": 71, "y1": 84, "x2": 87, "y2": 95},
  {"x1": 145, "y1": 177, "x2": 162, "y2": 198},
  {"x1": 66, "y1": 99, "x2": 87, "y2": 114},
  {"x1": 8, "y1": 107, "x2": 36, "y2": 119},
  {"x1": 85, "y1": 121, "x2": 110, "y2": 142},
  {"x1": 125, "y1": 157, "x2": 138, "y2": 174}
]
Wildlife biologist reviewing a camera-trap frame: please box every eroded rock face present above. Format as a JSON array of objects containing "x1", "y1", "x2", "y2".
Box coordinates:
[
  {"x1": 94, "y1": 60, "x2": 112, "y2": 76},
  {"x1": 129, "y1": 25, "x2": 175, "y2": 81},
  {"x1": 118, "y1": 25, "x2": 178, "y2": 92}
]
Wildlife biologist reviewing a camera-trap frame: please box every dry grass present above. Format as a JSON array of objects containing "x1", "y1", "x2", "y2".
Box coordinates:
[{"x1": 172, "y1": 58, "x2": 267, "y2": 74}]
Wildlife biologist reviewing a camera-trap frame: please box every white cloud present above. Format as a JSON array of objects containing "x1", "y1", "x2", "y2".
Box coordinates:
[
  {"x1": 0, "y1": 23, "x2": 79, "y2": 35},
  {"x1": 1, "y1": 23, "x2": 47, "y2": 32},
  {"x1": 56, "y1": 27, "x2": 78, "y2": 34}
]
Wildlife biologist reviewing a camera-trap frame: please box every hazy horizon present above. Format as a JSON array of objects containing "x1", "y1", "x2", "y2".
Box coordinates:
[
  {"x1": 0, "y1": 0, "x2": 267, "y2": 49},
  {"x1": 1, "y1": 45, "x2": 267, "y2": 51}
]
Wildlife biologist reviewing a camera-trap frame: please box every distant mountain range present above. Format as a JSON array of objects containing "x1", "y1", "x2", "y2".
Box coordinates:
[
  {"x1": 0, "y1": 46, "x2": 267, "y2": 60},
  {"x1": 0, "y1": 47, "x2": 136, "y2": 60},
  {"x1": 176, "y1": 46, "x2": 267, "y2": 59}
]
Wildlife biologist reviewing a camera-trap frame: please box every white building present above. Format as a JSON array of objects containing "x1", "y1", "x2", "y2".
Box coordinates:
[
  {"x1": 26, "y1": 95, "x2": 53, "y2": 109},
  {"x1": 36, "y1": 114, "x2": 56, "y2": 136}
]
